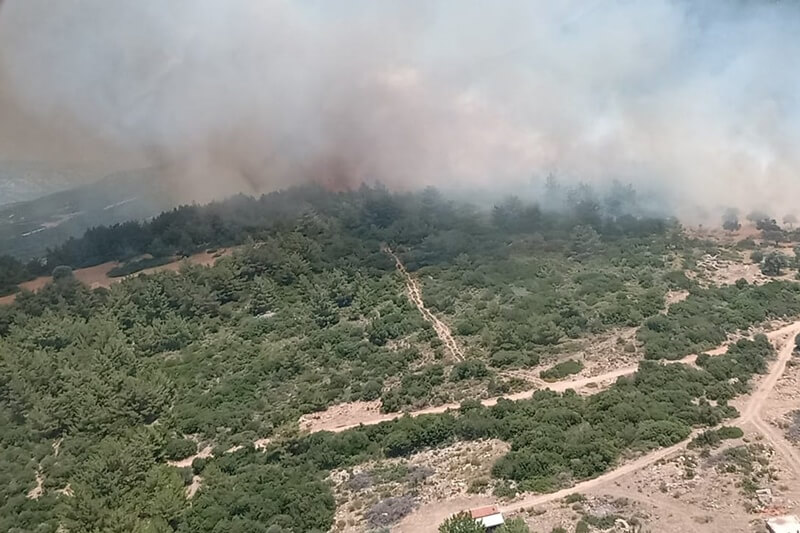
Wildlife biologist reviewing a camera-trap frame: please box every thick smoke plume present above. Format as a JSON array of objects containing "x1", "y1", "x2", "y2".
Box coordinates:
[{"x1": 0, "y1": 0, "x2": 799, "y2": 218}]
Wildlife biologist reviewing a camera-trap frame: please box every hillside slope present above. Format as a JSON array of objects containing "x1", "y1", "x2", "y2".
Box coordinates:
[{"x1": 0, "y1": 167, "x2": 177, "y2": 258}]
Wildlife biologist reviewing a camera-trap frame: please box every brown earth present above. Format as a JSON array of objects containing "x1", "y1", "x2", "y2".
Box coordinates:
[
  {"x1": 665, "y1": 289, "x2": 690, "y2": 308},
  {"x1": 396, "y1": 495, "x2": 494, "y2": 533},
  {"x1": 166, "y1": 445, "x2": 213, "y2": 469},
  {"x1": 26, "y1": 469, "x2": 44, "y2": 500},
  {"x1": 186, "y1": 475, "x2": 203, "y2": 499},
  {"x1": 331, "y1": 439, "x2": 509, "y2": 532},
  {"x1": 693, "y1": 251, "x2": 799, "y2": 288},
  {"x1": 575, "y1": 428, "x2": 800, "y2": 533}
]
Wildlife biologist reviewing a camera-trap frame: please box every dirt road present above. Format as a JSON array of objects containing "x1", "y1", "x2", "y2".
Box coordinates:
[
  {"x1": 302, "y1": 352, "x2": 712, "y2": 434},
  {"x1": 393, "y1": 320, "x2": 800, "y2": 531},
  {"x1": 500, "y1": 434, "x2": 701, "y2": 513},
  {"x1": 497, "y1": 321, "x2": 800, "y2": 515},
  {"x1": 305, "y1": 363, "x2": 648, "y2": 434},
  {"x1": 384, "y1": 246, "x2": 464, "y2": 361},
  {"x1": 745, "y1": 323, "x2": 800, "y2": 476},
  {"x1": 740, "y1": 322, "x2": 799, "y2": 422}
]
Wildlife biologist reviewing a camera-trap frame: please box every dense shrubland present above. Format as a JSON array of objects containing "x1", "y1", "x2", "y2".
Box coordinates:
[
  {"x1": 639, "y1": 281, "x2": 800, "y2": 360},
  {"x1": 167, "y1": 335, "x2": 770, "y2": 532},
  {"x1": 0, "y1": 184, "x2": 798, "y2": 531}
]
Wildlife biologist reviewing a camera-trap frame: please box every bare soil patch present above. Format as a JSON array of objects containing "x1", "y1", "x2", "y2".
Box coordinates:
[
  {"x1": 503, "y1": 327, "x2": 641, "y2": 392},
  {"x1": 505, "y1": 494, "x2": 652, "y2": 533},
  {"x1": 166, "y1": 445, "x2": 213, "y2": 469},
  {"x1": 26, "y1": 469, "x2": 44, "y2": 500},
  {"x1": 297, "y1": 363, "x2": 640, "y2": 434},
  {"x1": 590, "y1": 429, "x2": 800, "y2": 533},
  {"x1": 299, "y1": 400, "x2": 393, "y2": 433},
  {"x1": 504, "y1": 427, "x2": 800, "y2": 533},
  {"x1": 665, "y1": 289, "x2": 690, "y2": 309},
  {"x1": 137, "y1": 249, "x2": 230, "y2": 276},
  {"x1": 253, "y1": 437, "x2": 273, "y2": 450},
  {"x1": 395, "y1": 495, "x2": 493, "y2": 533},
  {"x1": 186, "y1": 475, "x2": 203, "y2": 499},
  {"x1": 298, "y1": 350, "x2": 708, "y2": 435},
  {"x1": 330, "y1": 439, "x2": 508, "y2": 533},
  {"x1": 74, "y1": 261, "x2": 122, "y2": 288},
  {"x1": 692, "y1": 251, "x2": 799, "y2": 288},
  {"x1": 686, "y1": 224, "x2": 762, "y2": 244},
  {"x1": 694, "y1": 252, "x2": 769, "y2": 286}
]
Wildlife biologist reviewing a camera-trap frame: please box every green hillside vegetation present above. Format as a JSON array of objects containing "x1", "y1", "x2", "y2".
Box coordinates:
[
  {"x1": 0, "y1": 184, "x2": 798, "y2": 531},
  {"x1": 639, "y1": 280, "x2": 800, "y2": 359}
]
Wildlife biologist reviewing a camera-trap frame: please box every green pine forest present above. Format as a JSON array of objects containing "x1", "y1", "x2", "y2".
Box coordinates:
[{"x1": 2, "y1": 183, "x2": 800, "y2": 532}]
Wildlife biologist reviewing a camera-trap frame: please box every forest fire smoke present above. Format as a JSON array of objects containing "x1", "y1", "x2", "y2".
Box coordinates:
[{"x1": 0, "y1": 0, "x2": 799, "y2": 218}]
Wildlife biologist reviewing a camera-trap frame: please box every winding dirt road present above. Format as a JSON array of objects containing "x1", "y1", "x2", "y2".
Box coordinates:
[
  {"x1": 394, "y1": 321, "x2": 800, "y2": 531},
  {"x1": 746, "y1": 323, "x2": 800, "y2": 476},
  {"x1": 497, "y1": 321, "x2": 800, "y2": 514},
  {"x1": 302, "y1": 352, "x2": 710, "y2": 434},
  {"x1": 384, "y1": 246, "x2": 465, "y2": 362}
]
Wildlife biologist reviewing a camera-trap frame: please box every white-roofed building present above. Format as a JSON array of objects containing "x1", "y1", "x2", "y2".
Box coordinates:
[
  {"x1": 469, "y1": 505, "x2": 505, "y2": 531},
  {"x1": 767, "y1": 515, "x2": 800, "y2": 533}
]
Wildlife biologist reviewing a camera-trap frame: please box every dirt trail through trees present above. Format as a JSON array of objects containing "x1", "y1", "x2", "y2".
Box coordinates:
[
  {"x1": 301, "y1": 353, "x2": 706, "y2": 434},
  {"x1": 383, "y1": 246, "x2": 464, "y2": 362}
]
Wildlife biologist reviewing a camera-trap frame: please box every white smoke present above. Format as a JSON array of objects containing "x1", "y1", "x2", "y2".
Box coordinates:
[{"x1": 0, "y1": 0, "x2": 798, "y2": 218}]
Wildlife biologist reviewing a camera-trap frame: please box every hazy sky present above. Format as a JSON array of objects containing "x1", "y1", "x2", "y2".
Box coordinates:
[{"x1": 0, "y1": 0, "x2": 798, "y2": 216}]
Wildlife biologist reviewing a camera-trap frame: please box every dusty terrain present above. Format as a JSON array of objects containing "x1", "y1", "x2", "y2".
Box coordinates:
[
  {"x1": 26, "y1": 469, "x2": 44, "y2": 500},
  {"x1": 506, "y1": 327, "x2": 643, "y2": 390},
  {"x1": 330, "y1": 439, "x2": 509, "y2": 532},
  {"x1": 296, "y1": 363, "x2": 647, "y2": 434},
  {"x1": 692, "y1": 252, "x2": 771, "y2": 287},
  {"x1": 687, "y1": 224, "x2": 763, "y2": 244},
  {"x1": 692, "y1": 248, "x2": 799, "y2": 289},
  {"x1": 185, "y1": 475, "x2": 203, "y2": 499},
  {"x1": 393, "y1": 321, "x2": 800, "y2": 533},
  {"x1": 664, "y1": 289, "x2": 690, "y2": 308},
  {"x1": 584, "y1": 433, "x2": 800, "y2": 532}
]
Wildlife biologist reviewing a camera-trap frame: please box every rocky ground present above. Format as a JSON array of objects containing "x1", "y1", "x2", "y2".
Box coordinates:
[{"x1": 329, "y1": 439, "x2": 510, "y2": 532}]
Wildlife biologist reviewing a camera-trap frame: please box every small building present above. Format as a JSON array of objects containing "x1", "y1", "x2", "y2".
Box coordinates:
[
  {"x1": 469, "y1": 505, "x2": 505, "y2": 531},
  {"x1": 767, "y1": 515, "x2": 800, "y2": 533}
]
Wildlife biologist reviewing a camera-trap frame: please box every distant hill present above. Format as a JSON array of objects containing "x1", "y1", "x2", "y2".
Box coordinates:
[
  {"x1": 0, "y1": 161, "x2": 103, "y2": 206},
  {"x1": 0, "y1": 167, "x2": 178, "y2": 259}
]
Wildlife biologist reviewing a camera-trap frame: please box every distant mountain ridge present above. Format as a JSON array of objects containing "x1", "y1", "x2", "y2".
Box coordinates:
[
  {"x1": 0, "y1": 161, "x2": 104, "y2": 206},
  {"x1": 0, "y1": 166, "x2": 179, "y2": 259}
]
